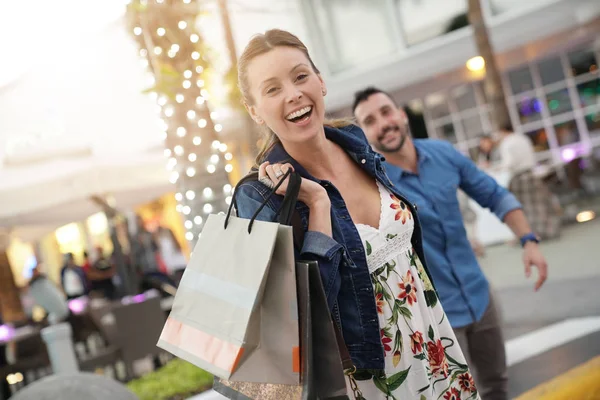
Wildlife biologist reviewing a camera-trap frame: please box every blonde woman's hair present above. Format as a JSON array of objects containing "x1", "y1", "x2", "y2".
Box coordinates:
[{"x1": 237, "y1": 29, "x2": 352, "y2": 166}]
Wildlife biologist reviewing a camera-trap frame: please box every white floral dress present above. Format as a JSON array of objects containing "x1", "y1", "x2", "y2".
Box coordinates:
[{"x1": 348, "y1": 182, "x2": 480, "y2": 400}]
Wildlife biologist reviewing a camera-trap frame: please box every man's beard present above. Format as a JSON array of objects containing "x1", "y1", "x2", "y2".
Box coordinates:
[{"x1": 374, "y1": 123, "x2": 408, "y2": 153}]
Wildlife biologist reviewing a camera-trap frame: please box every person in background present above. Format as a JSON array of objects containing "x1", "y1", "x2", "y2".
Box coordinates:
[
  {"x1": 353, "y1": 86, "x2": 549, "y2": 400},
  {"x1": 60, "y1": 253, "x2": 88, "y2": 299},
  {"x1": 155, "y1": 226, "x2": 187, "y2": 284},
  {"x1": 28, "y1": 265, "x2": 70, "y2": 325},
  {"x1": 497, "y1": 125, "x2": 562, "y2": 240},
  {"x1": 477, "y1": 135, "x2": 500, "y2": 170},
  {"x1": 87, "y1": 247, "x2": 117, "y2": 300}
]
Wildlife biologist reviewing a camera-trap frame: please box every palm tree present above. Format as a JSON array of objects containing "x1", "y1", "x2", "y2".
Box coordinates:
[
  {"x1": 467, "y1": 0, "x2": 511, "y2": 130},
  {"x1": 0, "y1": 237, "x2": 25, "y2": 322}
]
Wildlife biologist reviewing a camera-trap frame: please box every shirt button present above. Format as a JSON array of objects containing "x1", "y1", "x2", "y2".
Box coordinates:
[{"x1": 361, "y1": 159, "x2": 366, "y2": 164}]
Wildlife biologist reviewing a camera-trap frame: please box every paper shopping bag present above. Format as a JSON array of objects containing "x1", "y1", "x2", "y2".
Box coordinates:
[{"x1": 157, "y1": 212, "x2": 300, "y2": 385}]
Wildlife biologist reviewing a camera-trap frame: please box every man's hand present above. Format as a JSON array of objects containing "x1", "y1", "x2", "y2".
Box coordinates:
[{"x1": 523, "y1": 242, "x2": 548, "y2": 291}]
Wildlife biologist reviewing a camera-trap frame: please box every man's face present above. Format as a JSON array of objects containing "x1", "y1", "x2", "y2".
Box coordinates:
[{"x1": 354, "y1": 92, "x2": 410, "y2": 154}]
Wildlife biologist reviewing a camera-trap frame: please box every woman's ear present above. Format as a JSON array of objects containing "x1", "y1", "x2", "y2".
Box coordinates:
[{"x1": 245, "y1": 102, "x2": 264, "y2": 125}]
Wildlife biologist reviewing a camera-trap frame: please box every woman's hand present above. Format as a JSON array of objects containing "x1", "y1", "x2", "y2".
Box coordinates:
[
  {"x1": 259, "y1": 162, "x2": 332, "y2": 236},
  {"x1": 258, "y1": 162, "x2": 329, "y2": 208}
]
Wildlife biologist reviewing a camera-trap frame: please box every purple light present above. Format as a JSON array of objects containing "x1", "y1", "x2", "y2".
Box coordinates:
[
  {"x1": 561, "y1": 148, "x2": 577, "y2": 162},
  {"x1": 0, "y1": 324, "x2": 15, "y2": 342},
  {"x1": 68, "y1": 297, "x2": 88, "y2": 315},
  {"x1": 132, "y1": 294, "x2": 146, "y2": 303}
]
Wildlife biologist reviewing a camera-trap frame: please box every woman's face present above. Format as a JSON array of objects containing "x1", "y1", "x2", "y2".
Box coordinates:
[{"x1": 245, "y1": 46, "x2": 327, "y2": 146}]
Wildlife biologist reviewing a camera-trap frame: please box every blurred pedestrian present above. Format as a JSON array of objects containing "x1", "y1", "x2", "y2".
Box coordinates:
[{"x1": 497, "y1": 125, "x2": 561, "y2": 240}]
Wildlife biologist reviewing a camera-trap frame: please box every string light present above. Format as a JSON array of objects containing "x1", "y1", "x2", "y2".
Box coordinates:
[
  {"x1": 193, "y1": 136, "x2": 201, "y2": 145},
  {"x1": 219, "y1": 143, "x2": 228, "y2": 152},
  {"x1": 174, "y1": 145, "x2": 184, "y2": 156},
  {"x1": 197, "y1": 79, "x2": 204, "y2": 87},
  {"x1": 196, "y1": 66, "x2": 204, "y2": 73},
  {"x1": 203, "y1": 204, "x2": 213, "y2": 213},
  {"x1": 184, "y1": 70, "x2": 192, "y2": 79},
  {"x1": 164, "y1": 106, "x2": 174, "y2": 117},
  {"x1": 154, "y1": 46, "x2": 162, "y2": 55},
  {"x1": 183, "y1": 80, "x2": 192, "y2": 89},
  {"x1": 198, "y1": 119, "x2": 207, "y2": 128},
  {"x1": 225, "y1": 196, "x2": 232, "y2": 205},
  {"x1": 210, "y1": 154, "x2": 219, "y2": 164},
  {"x1": 194, "y1": 216, "x2": 203, "y2": 225},
  {"x1": 185, "y1": 220, "x2": 193, "y2": 229},
  {"x1": 187, "y1": 110, "x2": 196, "y2": 119},
  {"x1": 177, "y1": 127, "x2": 187, "y2": 137},
  {"x1": 158, "y1": 96, "x2": 167, "y2": 106},
  {"x1": 191, "y1": 51, "x2": 200, "y2": 60},
  {"x1": 215, "y1": 124, "x2": 223, "y2": 132},
  {"x1": 203, "y1": 188, "x2": 213, "y2": 198},
  {"x1": 178, "y1": 21, "x2": 187, "y2": 29},
  {"x1": 169, "y1": 171, "x2": 179, "y2": 183},
  {"x1": 223, "y1": 184, "x2": 232, "y2": 193},
  {"x1": 186, "y1": 190, "x2": 196, "y2": 200},
  {"x1": 164, "y1": 149, "x2": 171, "y2": 157},
  {"x1": 186, "y1": 167, "x2": 196, "y2": 177},
  {"x1": 225, "y1": 152, "x2": 233, "y2": 161},
  {"x1": 196, "y1": 96, "x2": 205, "y2": 105},
  {"x1": 188, "y1": 153, "x2": 197, "y2": 162},
  {"x1": 133, "y1": 27, "x2": 142, "y2": 35},
  {"x1": 171, "y1": 44, "x2": 180, "y2": 52},
  {"x1": 183, "y1": 205, "x2": 191, "y2": 215},
  {"x1": 212, "y1": 140, "x2": 221, "y2": 149},
  {"x1": 176, "y1": 94, "x2": 184, "y2": 103},
  {"x1": 175, "y1": 192, "x2": 183, "y2": 201},
  {"x1": 167, "y1": 157, "x2": 177, "y2": 170},
  {"x1": 185, "y1": 232, "x2": 194, "y2": 241},
  {"x1": 190, "y1": 34, "x2": 199, "y2": 43},
  {"x1": 207, "y1": 165, "x2": 216, "y2": 173},
  {"x1": 157, "y1": 27, "x2": 166, "y2": 36},
  {"x1": 140, "y1": 49, "x2": 148, "y2": 57},
  {"x1": 225, "y1": 164, "x2": 233, "y2": 173}
]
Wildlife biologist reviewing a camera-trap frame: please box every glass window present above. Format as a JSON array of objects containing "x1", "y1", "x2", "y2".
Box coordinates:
[
  {"x1": 577, "y1": 78, "x2": 600, "y2": 108},
  {"x1": 516, "y1": 97, "x2": 543, "y2": 124},
  {"x1": 554, "y1": 120, "x2": 581, "y2": 146},
  {"x1": 546, "y1": 89, "x2": 573, "y2": 116},
  {"x1": 537, "y1": 57, "x2": 565, "y2": 86},
  {"x1": 425, "y1": 92, "x2": 450, "y2": 119},
  {"x1": 309, "y1": 0, "x2": 399, "y2": 72},
  {"x1": 395, "y1": 0, "x2": 467, "y2": 46},
  {"x1": 489, "y1": 0, "x2": 529, "y2": 15},
  {"x1": 435, "y1": 122, "x2": 458, "y2": 143},
  {"x1": 453, "y1": 85, "x2": 477, "y2": 111},
  {"x1": 525, "y1": 127, "x2": 549, "y2": 152},
  {"x1": 461, "y1": 115, "x2": 484, "y2": 140},
  {"x1": 568, "y1": 48, "x2": 598, "y2": 77},
  {"x1": 508, "y1": 66, "x2": 535, "y2": 94},
  {"x1": 584, "y1": 108, "x2": 600, "y2": 137}
]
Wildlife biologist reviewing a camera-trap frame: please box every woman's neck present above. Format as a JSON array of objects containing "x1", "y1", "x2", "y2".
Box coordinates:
[{"x1": 282, "y1": 128, "x2": 341, "y2": 180}]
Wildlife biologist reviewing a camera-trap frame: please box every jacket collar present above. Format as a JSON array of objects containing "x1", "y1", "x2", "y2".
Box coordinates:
[{"x1": 263, "y1": 124, "x2": 381, "y2": 182}]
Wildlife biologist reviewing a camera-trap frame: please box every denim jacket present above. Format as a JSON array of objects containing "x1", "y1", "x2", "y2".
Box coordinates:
[{"x1": 235, "y1": 124, "x2": 433, "y2": 370}]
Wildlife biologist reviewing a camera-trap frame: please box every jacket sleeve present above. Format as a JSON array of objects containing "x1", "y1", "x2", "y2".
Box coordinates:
[{"x1": 235, "y1": 183, "x2": 345, "y2": 310}]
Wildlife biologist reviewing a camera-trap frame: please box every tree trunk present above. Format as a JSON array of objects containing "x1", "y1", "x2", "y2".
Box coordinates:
[
  {"x1": 467, "y1": 0, "x2": 511, "y2": 131},
  {"x1": 0, "y1": 248, "x2": 26, "y2": 323}
]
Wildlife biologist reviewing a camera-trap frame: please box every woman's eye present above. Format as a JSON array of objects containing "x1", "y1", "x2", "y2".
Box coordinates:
[
  {"x1": 296, "y1": 74, "x2": 308, "y2": 81},
  {"x1": 266, "y1": 87, "x2": 278, "y2": 94}
]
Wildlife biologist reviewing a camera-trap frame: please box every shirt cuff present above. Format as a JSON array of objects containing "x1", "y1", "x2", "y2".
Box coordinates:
[
  {"x1": 495, "y1": 192, "x2": 522, "y2": 221},
  {"x1": 301, "y1": 231, "x2": 344, "y2": 259}
]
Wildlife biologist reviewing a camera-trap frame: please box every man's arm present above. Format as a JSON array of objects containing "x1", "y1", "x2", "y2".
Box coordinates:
[{"x1": 445, "y1": 142, "x2": 548, "y2": 290}]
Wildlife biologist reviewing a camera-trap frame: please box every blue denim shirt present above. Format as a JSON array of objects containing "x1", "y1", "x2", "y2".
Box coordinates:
[
  {"x1": 384, "y1": 139, "x2": 522, "y2": 328},
  {"x1": 235, "y1": 124, "x2": 433, "y2": 370}
]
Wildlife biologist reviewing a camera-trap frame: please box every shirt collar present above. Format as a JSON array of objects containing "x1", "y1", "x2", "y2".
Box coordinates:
[{"x1": 385, "y1": 139, "x2": 429, "y2": 179}]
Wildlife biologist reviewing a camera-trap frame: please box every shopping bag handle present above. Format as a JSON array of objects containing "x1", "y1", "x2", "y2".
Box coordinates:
[{"x1": 224, "y1": 169, "x2": 302, "y2": 234}]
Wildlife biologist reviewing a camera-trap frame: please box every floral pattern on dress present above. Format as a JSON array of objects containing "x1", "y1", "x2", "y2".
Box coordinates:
[{"x1": 350, "y1": 182, "x2": 479, "y2": 400}]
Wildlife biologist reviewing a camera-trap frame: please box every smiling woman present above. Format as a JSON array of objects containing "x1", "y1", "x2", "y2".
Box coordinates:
[{"x1": 231, "y1": 29, "x2": 479, "y2": 400}]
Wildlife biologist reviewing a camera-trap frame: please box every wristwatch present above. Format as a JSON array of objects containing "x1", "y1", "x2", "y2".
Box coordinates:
[{"x1": 520, "y1": 232, "x2": 540, "y2": 247}]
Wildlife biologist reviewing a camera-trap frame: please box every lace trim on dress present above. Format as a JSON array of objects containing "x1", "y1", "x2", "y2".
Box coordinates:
[{"x1": 365, "y1": 229, "x2": 413, "y2": 273}]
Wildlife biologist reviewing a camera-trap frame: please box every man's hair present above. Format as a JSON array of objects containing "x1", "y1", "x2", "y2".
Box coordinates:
[
  {"x1": 499, "y1": 122, "x2": 514, "y2": 132},
  {"x1": 352, "y1": 86, "x2": 397, "y2": 115}
]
